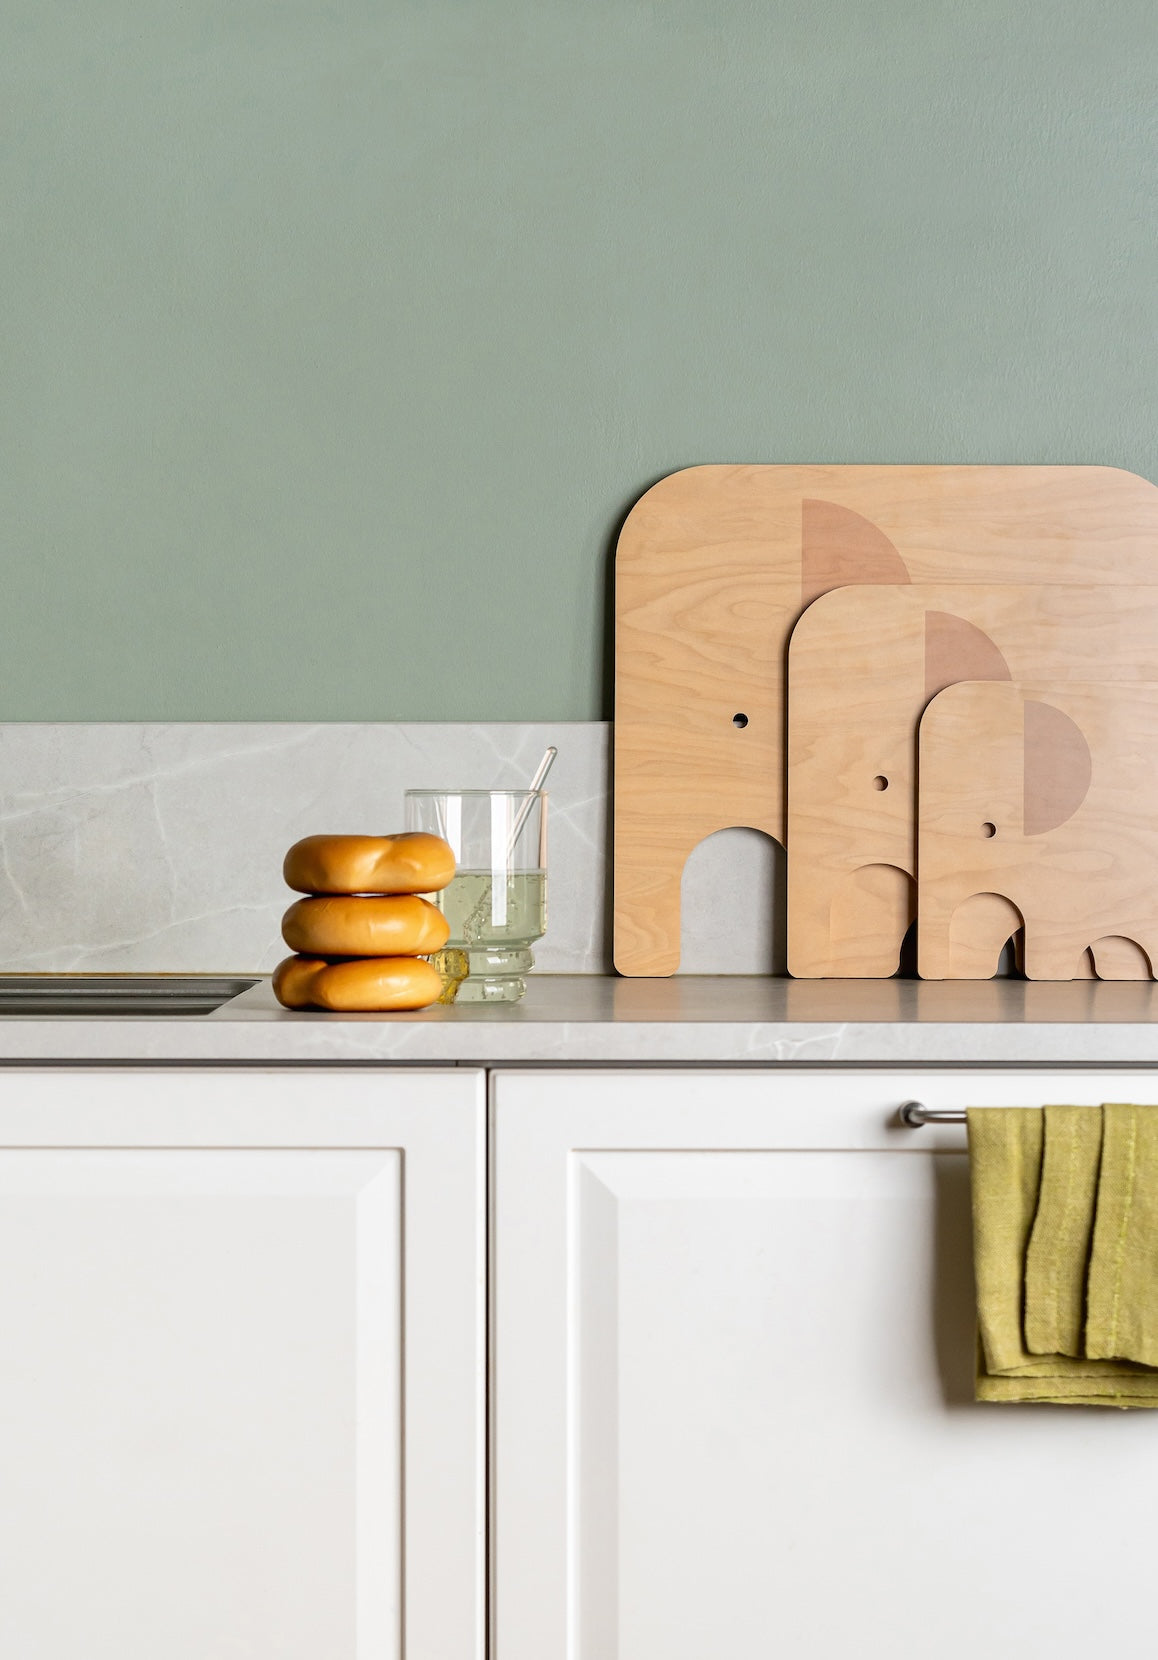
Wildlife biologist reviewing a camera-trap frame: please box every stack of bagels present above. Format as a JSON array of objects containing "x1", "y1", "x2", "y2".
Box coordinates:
[{"x1": 273, "y1": 832, "x2": 457, "y2": 1012}]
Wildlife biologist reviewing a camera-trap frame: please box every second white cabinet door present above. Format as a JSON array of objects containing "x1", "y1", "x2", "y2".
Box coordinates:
[
  {"x1": 0, "y1": 1068, "x2": 485, "y2": 1660},
  {"x1": 492, "y1": 1068, "x2": 1158, "y2": 1660}
]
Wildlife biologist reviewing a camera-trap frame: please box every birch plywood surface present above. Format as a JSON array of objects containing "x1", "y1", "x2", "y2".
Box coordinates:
[
  {"x1": 786, "y1": 584, "x2": 1158, "y2": 978},
  {"x1": 613, "y1": 464, "x2": 1158, "y2": 976},
  {"x1": 918, "y1": 681, "x2": 1158, "y2": 981}
]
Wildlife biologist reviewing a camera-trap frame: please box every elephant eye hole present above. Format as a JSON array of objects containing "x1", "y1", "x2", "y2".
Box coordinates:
[
  {"x1": 872, "y1": 775, "x2": 888, "y2": 791},
  {"x1": 981, "y1": 822, "x2": 997, "y2": 838},
  {"x1": 732, "y1": 713, "x2": 749, "y2": 728}
]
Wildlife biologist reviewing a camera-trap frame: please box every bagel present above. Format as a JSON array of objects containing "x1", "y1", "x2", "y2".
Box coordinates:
[
  {"x1": 272, "y1": 954, "x2": 444, "y2": 1012},
  {"x1": 281, "y1": 894, "x2": 450, "y2": 958},
  {"x1": 283, "y1": 832, "x2": 455, "y2": 896}
]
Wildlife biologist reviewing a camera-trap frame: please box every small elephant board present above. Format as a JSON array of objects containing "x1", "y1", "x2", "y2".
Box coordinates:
[
  {"x1": 787, "y1": 583, "x2": 1158, "y2": 978},
  {"x1": 918, "y1": 680, "x2": 1158, "y2": 981},
  {"x1": 614, "y1": 462, "x2": 1158, "y2": 976}
]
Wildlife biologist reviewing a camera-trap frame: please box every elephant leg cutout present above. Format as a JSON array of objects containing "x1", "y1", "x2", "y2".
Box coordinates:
[
  {"x1": 944, "y1": 893, "x2": 1026, "y2": 979},
  {"x1": 821, "y1": 863, "x2": 915, "y2": 979},
  {"x1": 1088, "y1": 936, "x2": 1154, "y2": 980},
  {"x1": 1022, "y1": 936, "x2": 1148, "y2": 979},
  {"x1": 989, "y1": 926, "x2": 1028, "y2": 976},
  {"x1": 612, "y1": 841, "x2": 698, "y2": 976},
  {"x1": 680, "y1": 829, "x2": 782, "y2": 974},
  {"x1": 614, "y1": 823, "x2": 779, "y2": 976}
]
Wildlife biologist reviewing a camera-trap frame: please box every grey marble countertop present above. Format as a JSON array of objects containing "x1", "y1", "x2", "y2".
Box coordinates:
[{"x1": 0, "y1": 975, "x2": 1157, "y2": 1064}]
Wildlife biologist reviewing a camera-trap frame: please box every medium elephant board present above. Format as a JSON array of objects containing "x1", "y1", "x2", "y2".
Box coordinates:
[
  {"x1": 786, "y1": 584, "x2": 1158, "y2": 978},
  {"x1": 918, "y1": 680, "x2": 1158, "y2": 981},
  {"x1": 613, "y1": 463, "x2": 1158, "y2": 976}
]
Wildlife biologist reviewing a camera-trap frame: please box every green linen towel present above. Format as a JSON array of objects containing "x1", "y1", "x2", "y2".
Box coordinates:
[
  {"x1": 1024, "y1": 1104, "x2": 1103, "y2": 1357},
  {"x1": 1086, "y1": 1103, "x2": 1158, "y2": 1366},
  {"x1": 968, "y1": 1105, "x2": 1158, "y2": 1407}
]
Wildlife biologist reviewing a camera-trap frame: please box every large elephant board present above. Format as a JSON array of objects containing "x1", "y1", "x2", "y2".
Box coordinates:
[
  {"x1": 918, "y1": 680, "x2": 1158, "y2": 981},
  {"x1": 613, "y1": 463, "x2": 1158, "y2": 976},
  {"x1": 786, "y1": 584, "x2": 1158, "y2": 978}
]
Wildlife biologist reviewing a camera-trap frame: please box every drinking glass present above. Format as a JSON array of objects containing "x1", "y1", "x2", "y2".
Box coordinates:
[{"x1": 404, "y1": 789, "x2": 547, "y2": 1003}]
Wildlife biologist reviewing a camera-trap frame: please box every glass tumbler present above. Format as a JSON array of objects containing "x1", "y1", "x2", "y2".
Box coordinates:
[{"x1": 404, "y1": 789, "x2": 547, "y2": 1004}]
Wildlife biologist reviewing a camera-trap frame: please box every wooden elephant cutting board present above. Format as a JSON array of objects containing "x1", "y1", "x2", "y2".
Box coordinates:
[
  {"x1": 918, "y1": 680, "x2": 1158, "y2": 981},
  {"x1": 786, "y1": 583, "x2": 1158, "y2": 978},
  {"x1": 614, "y1": 463, "x2": 1158, "y2": 975}
]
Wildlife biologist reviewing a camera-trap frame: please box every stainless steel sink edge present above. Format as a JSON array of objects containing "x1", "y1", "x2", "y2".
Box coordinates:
[{"x1": 0, "y1": 975, "x2": 259, "y2": 1017}]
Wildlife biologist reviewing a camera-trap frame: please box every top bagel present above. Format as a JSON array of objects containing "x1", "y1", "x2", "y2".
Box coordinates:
[{"x1": 284, "y1": 832, "x2": 456, "y2": 896}]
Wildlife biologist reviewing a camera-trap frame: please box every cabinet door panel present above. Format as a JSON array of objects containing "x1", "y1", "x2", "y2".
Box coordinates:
[
  {"x1": 493, "y1": 1068, "x2": 1158, "y2": 1660},
  {"x1": 0, "y1": 1069, "x2": 484, "y2": 1660}
]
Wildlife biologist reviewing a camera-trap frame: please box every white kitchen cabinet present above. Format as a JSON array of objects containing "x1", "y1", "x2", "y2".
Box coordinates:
[
  {"x1": 492, "y1": 1067, "x2": 1158, "y2": 1660},
  {"x1": 0, "y1": 1067, "x2": 485, "y2": 1660}
]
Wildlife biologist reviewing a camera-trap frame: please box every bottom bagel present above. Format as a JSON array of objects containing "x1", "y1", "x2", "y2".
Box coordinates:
[{"x1": 273, "y1": 954, "x2": 443, "y2": 1012}]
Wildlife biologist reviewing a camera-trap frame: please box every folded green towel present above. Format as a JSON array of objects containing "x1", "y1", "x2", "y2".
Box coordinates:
[
  {"x1": 1024, "y1": 1103, "x2": 1102, "y2": 1358},
  {"x1": 1087, "y1": 1103, "x2": 1158, "y2": 1366},
  {"x1": 969, "y1": 1105, "x2": 1158, "y2": 1407}
]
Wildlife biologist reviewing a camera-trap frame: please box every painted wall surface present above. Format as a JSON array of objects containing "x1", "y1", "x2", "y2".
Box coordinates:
[{"x1": 2, "y1": 1, "x2": 1155, "y2": 720}]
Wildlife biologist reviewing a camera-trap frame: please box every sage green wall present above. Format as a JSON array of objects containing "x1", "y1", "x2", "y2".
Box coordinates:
[{"x1": 2, "y1": 1, "x2": 1155, "y2": 720}]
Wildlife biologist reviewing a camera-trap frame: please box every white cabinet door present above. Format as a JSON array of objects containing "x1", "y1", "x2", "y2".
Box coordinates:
[
  {"x1": 0, "y1": 1068, "x2": 484, "y2": 1660},
  {"x1": 492, "y1": 1067, "x2": 1158, "y2": 1660}
]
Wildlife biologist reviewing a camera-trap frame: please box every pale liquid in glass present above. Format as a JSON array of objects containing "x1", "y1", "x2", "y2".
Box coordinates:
[{"x1": 431, "y1": 870, "x2": 547, "y2": 1003}]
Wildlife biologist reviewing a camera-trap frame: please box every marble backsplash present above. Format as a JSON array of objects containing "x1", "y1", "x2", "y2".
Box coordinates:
[{"x1": 0, "y1": 723, "x2": 780, "y2": 975}]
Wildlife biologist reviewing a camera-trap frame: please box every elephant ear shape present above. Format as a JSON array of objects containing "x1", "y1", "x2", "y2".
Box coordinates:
[
  {"x1": 924, "y1": 612, "x2": 1012, "y2": 702},
  {"x1": 800, "y1": 500, "x2": 910, "y2": 607},
  {"x1": 1023, "y1": 699, "x2": 1092, "y2": 834}
]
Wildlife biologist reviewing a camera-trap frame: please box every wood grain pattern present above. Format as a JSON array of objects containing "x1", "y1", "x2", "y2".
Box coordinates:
[
  {"x1": 614, "y1": 464, "x2": 1158, "y2": 975},
  {"x1": 787, "y1": 584, "x2": 1158, "y2": 977},
  {"x1": 918, "y1": 681, "x2": 1158, "y2": 980}
]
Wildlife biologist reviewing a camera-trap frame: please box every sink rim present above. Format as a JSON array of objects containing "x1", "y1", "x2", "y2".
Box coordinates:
[{"x1": 0, "y1": 974, "x2": 259, "y2": 1017}]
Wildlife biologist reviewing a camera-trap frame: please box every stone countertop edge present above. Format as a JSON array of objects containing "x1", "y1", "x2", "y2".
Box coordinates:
[{"x1": 0, "y1": 976, "x2": 1156, "y2": 1064}]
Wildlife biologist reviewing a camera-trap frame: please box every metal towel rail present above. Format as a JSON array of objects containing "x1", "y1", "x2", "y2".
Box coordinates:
[{"x1": 899, "y1": 1100, "x2": 967, "y2": 1127}]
